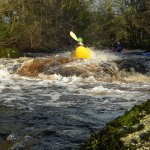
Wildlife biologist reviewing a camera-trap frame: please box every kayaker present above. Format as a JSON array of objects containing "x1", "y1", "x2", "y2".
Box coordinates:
[
  {"x1": 70, "y1": 31, "x2": 91, "y2": 59},
  {"x1": 113, "y1": 41, "x2": 123, "y2": 52}
]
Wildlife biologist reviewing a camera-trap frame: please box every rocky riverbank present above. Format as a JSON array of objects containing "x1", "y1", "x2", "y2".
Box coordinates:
[{"x1": 80, "y1": 99, "x2": 150, "y2": 150}]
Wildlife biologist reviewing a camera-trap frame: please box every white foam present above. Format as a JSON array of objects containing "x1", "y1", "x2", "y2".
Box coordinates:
[
  {"x1": 0, "y1": 57, "x2": 150, "y2": 111},
  {"x1": 0, "y1": 68, "x2": 11, "y2": 79},
  {"x1": 90, "y1": 49, "x2": 118, "y2": 62},
  {"x1": 92, "y1": 86, "x2": 111, "y2": 92}
]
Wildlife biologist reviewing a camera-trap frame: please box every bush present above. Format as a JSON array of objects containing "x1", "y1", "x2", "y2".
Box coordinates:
[{"x1": 0, "y1": 48, "x2": 22, "y2": 58}]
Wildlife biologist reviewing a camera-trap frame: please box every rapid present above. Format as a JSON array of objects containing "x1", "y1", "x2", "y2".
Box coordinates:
[{"x1": 0, "y1": 50, "x2": 150, "y2": 150}]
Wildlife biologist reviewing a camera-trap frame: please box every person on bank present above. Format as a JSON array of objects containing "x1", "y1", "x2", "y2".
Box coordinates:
[{"x1": 113, "y1": 41, "x2": 123, "y2": 52}]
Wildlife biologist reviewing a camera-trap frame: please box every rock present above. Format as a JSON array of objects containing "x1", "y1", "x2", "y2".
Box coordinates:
[
  {"x1": 80, "y1": 99, "x2": 150, "y2": 150},
  {"x1": 23, "y1": 135, "x2": 32, "y2": 143},
  {"x1": 130, "y1": 138, "x2": 138, "y2": 144},
  {"x1": 9, "y1": 142, "x2": 24, "y2": 150},
  {"x1": 44, "y1": 66, "x2": 91, "y2": 77},
  {"x1": 17, "y1": 59, "x2": 48, "y2": 77},
  {"x1": 7, "y1": 133, "x2": 19, "y2": 142},
  {"x1": 8, "y1": 64, "x2": 22, "y2": 73},
  {"x1": 139, "y1": 132, "x2": 150, "y2": 141},
  {"x1": 117, "y1": 58, "x2": 150, "y2": 74},
  {"x1": 133, "y1": 124, "x2": 144, "y2": 131},
  {"x1": 16, "y1": 56, "x2": 118, "y2": 81}
]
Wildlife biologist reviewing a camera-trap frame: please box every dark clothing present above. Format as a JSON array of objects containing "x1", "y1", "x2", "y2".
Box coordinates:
[{"x1": 113, "y1": 42, "x2": 123, "y2": 52}]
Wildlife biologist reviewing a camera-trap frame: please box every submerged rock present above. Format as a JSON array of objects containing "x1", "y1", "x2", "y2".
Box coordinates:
[
  {"x1": 12, "y1": 53, "x2": 150, "y2": 83},
  {"x1": 16, "y1": 56, "x2": 118, "y2": 81},
  {"x1": 17, "y1": 56, "x2": 75, "y2": 77},
  {"x1": 117, "y1": 58, "x2": 150, "y2": 75}
]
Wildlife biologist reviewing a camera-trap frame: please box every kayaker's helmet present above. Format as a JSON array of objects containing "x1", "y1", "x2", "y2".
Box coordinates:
[
  {"x1": 77, "y1": 37, "x2": 83, "y2": 46},
  {"x1": 77, "y1": 37, "x2": 83, "y2": 43}
]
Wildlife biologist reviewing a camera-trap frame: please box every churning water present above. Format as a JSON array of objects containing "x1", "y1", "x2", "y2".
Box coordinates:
[{"x1": 0, "y1": 50, "x2": 150, "y2": 150}]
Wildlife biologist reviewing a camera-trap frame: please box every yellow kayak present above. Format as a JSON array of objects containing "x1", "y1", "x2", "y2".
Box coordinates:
[{"x1": 72, "y1": 46, "x2": 91, "y2": 59}]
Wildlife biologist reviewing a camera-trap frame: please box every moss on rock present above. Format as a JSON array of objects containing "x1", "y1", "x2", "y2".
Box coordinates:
[{"x1": 80, "y1": 99, "x2": 150, "y2": 150}]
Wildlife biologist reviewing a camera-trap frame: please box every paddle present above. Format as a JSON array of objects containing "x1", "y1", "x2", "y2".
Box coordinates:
[
  {"x1": 70, "y1": 31, "x2": 78, "y2": 41},
  {"x1": 70, "y1": 31, "x2": 84, "y2": 46}
]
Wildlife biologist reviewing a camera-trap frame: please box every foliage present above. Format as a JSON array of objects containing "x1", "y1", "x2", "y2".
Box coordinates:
[
  {"x1": 0, "y1": 0, "x2": 94, "y2": 51},
  {"x1": 0, "y1": 48, "x2": 22, "y2": 58},
  {"x1": 0, "y1": 0, "x2": 150, "y2": 54}
]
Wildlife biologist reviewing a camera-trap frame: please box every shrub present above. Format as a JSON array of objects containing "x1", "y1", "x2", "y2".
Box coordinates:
[{"x1": 0, "y1": 48, "x2": 22, "y2": 58}]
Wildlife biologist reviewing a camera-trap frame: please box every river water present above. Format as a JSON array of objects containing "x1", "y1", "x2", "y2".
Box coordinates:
[{"x1": 0, "y1": 51, "x2": 150, "y2": 150}]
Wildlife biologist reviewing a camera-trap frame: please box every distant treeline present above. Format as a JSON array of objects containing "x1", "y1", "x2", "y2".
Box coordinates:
[{"x1": 0, "y1": 0, "x2": 150, "y2": 52}]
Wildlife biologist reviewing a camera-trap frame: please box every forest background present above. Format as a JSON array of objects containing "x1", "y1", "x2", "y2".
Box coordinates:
[{"x1": 0, "y1": 0, "x2": 150, "y2": 55}]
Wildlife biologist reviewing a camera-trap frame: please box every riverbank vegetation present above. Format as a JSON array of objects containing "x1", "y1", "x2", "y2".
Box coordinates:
[
  {"x1": 80, "y1": 99, "x2": 150, "y2": 150},
  {"x1": 0, "y1": 0, "x2": 150, "y2": 57}
]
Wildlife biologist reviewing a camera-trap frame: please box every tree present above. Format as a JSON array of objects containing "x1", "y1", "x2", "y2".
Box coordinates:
[
  {"x1": 119, "y1": 0, "x2": 150, "y2": 48},
  {"x1": 0, "y1": 0, "x2": 149, "y2": 52}
]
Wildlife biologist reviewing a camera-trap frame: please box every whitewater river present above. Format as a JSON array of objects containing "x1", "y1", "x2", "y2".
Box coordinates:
[{"x1": 0, "y1": 51, "x2": 150, "y2": 150}]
